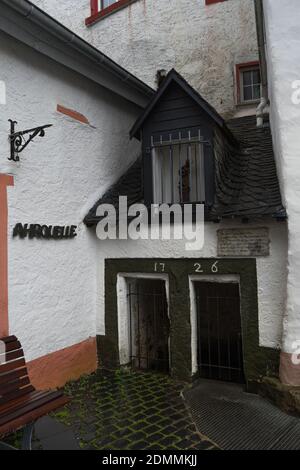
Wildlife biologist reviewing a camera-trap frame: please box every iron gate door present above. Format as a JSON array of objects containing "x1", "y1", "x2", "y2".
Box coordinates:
[{"x1": 195, "y1": 282, "x2": 244, "y2": 383}]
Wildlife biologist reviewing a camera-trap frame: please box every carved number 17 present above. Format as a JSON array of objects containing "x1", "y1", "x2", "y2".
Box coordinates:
[{"x1": 154, "y1": 263, "x2": 165, "y2": 273}]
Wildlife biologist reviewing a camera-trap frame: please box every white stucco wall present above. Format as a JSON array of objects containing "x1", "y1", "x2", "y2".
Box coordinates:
[
  {"x1": 0, "y1": 1, "x2": 289, "y2": 372},
  {"x1": 0, "y1": 31, "x2": 141, "y2": 361},
  {"x1": 97, "y1": 219, "x2": 287, "y2": 351},
  {"x1": 32, "y1": 0, "x2": 259, "y2": 118},
  {"x1": 263, "y1": 0, "x2": 300, "y2": 354}
]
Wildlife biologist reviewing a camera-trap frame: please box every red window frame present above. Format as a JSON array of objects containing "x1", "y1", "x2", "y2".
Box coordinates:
[
  {"x1": 236, "y1": 61, "x2": 261, "y2": 104},
  {"x1": 86, "y1": 0, "x2": 138, "y2": 26}
]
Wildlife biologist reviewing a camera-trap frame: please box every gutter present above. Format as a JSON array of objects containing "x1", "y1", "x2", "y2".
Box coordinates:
[
  {"x1": 254, "y1": 0, "x2": 269, "y2": 127},
  {"x1": 0, "y1": 0, "x2": 154, "y2": 99}
]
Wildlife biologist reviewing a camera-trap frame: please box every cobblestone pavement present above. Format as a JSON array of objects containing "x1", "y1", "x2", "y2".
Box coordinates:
[{"x1": 53, "y1": 370, "x2": 217, "y2": 451}]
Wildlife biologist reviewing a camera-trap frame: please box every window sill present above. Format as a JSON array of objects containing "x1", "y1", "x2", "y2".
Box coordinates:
[{"x1": 86, "y1": 0, "x2": 139, "y2": 26}]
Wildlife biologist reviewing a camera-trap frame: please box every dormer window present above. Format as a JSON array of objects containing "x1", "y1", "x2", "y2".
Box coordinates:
[{"x1": 151, "y1": 130, "x2": 206, "y2": 204}]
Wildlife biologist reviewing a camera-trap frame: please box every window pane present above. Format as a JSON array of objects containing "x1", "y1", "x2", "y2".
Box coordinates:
[{"x1": 242, "y1": 71, "x2": 253, "y2": 86}]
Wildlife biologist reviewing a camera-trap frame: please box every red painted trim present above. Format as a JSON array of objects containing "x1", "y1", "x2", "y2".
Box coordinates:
[
  {"x1": 235, "y1": 61, "x2": 260, "y2": 104},
  {"x1": 0, "y1": 174, "x2": 14, "y2": 337},
  {"x1": 57, "y1": 104, "x2": 90, "y2": 125},
  {"x1": 86, "y1": 0, "x2": 138, "y2": 26}
]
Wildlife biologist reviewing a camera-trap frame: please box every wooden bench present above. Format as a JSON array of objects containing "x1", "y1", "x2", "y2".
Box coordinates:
[{"x1": 0, "y1": 335, "x2": 70, "y2": 450}]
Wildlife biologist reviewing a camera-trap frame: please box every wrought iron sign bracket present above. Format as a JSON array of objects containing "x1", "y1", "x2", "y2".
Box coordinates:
[{"x1": 8, "y1": 120, "x2": 53, "y2": 162}]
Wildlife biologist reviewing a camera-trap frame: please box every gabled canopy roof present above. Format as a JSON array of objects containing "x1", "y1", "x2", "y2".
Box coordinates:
[{"x1": 130, "y1": 69, "x2": 229, "y2": 140}]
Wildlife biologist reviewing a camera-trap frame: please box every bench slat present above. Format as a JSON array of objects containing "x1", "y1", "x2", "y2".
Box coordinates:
[
  {"x1": 0, "y1": 336, "x2": 18, "y2": 345},
  {"x1": 0, "y1": 390, "x2": 49, "y2": 416},
  {"x1": 0, "y1": 391, "x2": 66, "y2": 426},
  {"x1": 4, "y1": 341, "x2": 22, "y2": 353},
  {"x1": 0, "y1": 336, "x2": 70, "y2": 440},
  {"x1": 0, "y1": 349, "x2": 25, "y2": 363}
]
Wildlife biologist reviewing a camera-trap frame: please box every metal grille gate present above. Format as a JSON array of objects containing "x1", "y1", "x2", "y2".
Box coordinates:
[
  {"x1": 128, "y1": 279, "x2": 170, "y2": 373},
  {"x1": 195, "y1": 282, "x2": 244, "y2": 383}
]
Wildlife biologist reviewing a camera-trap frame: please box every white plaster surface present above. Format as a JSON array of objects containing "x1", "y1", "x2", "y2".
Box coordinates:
[
  {"x1": 32, "y1": 0, "x2": 259, "y2": 118},
  {"x1": 263, "y1": 0, "x2": 300, "y2": 353},
  {"x1": 0, "y1": 31, "x2": 141, "y2": 361}
]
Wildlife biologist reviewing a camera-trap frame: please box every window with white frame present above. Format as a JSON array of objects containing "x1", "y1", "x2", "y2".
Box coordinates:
[
  {"x1": 238, "y1": 64, "x2": 261, "y2": 104},
  {"x1": 151, "y1": 130, "x2": 206, "y2": 204}
]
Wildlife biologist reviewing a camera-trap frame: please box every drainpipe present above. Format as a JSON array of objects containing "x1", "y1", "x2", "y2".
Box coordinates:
[{"x1": 254, "y1": 0, "x2": 268, "y2": 127}]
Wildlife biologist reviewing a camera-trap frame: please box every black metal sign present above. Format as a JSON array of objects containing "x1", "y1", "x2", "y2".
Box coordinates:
[{"x1": 13, "y1": 223, "x2": 77, "y2": 240}]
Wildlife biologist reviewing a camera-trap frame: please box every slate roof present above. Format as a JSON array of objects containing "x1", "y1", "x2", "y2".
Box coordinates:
[{"x1": 84, "y1": 114, "x2": 285, "y2": 226}]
